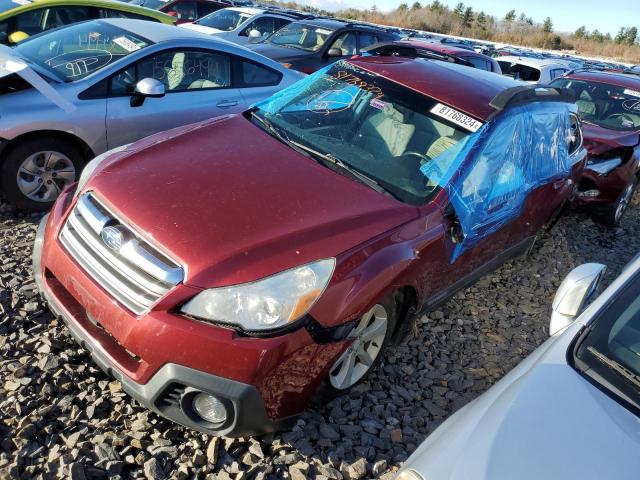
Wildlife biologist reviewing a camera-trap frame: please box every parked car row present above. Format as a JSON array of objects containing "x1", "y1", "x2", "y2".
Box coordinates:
[{"x1": 0, "y1": 3, "x2": 634, "y2": 477}]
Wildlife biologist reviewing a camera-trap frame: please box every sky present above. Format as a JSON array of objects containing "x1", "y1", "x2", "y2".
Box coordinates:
[{"x1": 296, "y1": 0, "x2": 635, "y2": 36}]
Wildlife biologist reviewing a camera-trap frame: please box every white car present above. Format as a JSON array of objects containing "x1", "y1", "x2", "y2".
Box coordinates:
[
  {"x1": 396, "y1": 256, "x2": 640, "y2": 480},
  {"x1": 497, "y1": 56, "x2": 570, "y2": 83},
  {"x1": 179, "y1": 7, "x2": 303, "y2": 45}
]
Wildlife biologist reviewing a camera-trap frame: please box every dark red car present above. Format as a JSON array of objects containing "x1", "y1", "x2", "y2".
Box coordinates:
[
  {"x1": 34, "y1": 57, "x2": 585, "y2": 436},
  {"x1": 131, "y1": 0, "x2": 232, "y2": 23},
  {"x1": 364, "y1": 40, "x2": 502, "y2": 73},
  {"x1": 551, "y1": 70, "x2": 640, "y2": 226}
]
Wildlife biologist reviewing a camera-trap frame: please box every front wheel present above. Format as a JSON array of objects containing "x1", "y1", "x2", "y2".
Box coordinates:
[
  {"x1": 326, "y1": 297, "x2": 397, "y2": 392},
  {"x1": 593, "y1": 180, "x2": 636, "y2": 227},
  {"x1": 0, "y1": 138, "x2": 84, "y2": 211}
]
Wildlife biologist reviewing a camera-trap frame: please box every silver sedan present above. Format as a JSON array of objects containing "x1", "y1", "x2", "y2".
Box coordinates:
[{"x1": 0, "y1": 18, "x2": 303, "y2": 210}]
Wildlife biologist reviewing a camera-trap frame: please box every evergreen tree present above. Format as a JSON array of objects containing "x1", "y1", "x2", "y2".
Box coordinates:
[{"x1": 542, "y1": 17, "x2": 553, "y2": 33}]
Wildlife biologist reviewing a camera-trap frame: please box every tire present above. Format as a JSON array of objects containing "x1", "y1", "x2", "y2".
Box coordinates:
[
  {"x1": 0, "y1": 137, "x2": 85, "y2": 212},
  {"x1": 321, "y1": 295, "x2": 398, "y2": 397},
  {"x1": 592, "y1": 179, "x2": 636, "y2": 227}
]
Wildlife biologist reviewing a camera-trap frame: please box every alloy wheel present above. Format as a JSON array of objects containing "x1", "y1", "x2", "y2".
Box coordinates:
[
  {"x1": 615, "y1": 183, "x2": 634, "y2": 223},
  {"x1": 16, "y1": 151, "x2": 76, "y2": 202},
  {"x1": 329, "y1": 304, "x2": 388, "y2": 390}
]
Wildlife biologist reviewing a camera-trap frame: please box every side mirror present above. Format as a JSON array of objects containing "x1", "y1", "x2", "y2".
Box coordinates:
[
  {"x1": 248, "y1": 29, "x2": 262, "y2": 38},
  {"x1": 166, "y1": 10, "x2": 177, "y2": 17},
  {"x1": 327, "y1": 47, "x2": 343, "y2": 57},
  {"x1": 130, "y1": 78, "x2": 165, "y2": 107},
  {"x1": 549, "y1": 263, "x2": 606, "y2": 336},
  {"x1": 8, "y1": 31, "x2": 29, "y2": 44}
]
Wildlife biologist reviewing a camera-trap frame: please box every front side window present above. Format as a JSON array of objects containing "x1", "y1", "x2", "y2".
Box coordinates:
[
  {"x1": 329, "y1": 31, "x2": 356, "y2": 56},
  {"x1": 359, "y1": 32, "x2": 379, "y2": 50},
  {"x1": 194, "y1": 9, "x2": 251, "y2": 31},
  {"x1": 252, "y1": 61, "x2": 470, "y2": 205},
  {"x1": 240, "y1": 15, "x2": 276, "y2": 37},
  {"x1": 550, "y1": 68, "x2": 568, "y2": 80},
  {"x1": 268, "y1": 22, "x2": 334, "y2": 52},
  {"x1": 111, "y1": 49, "x2": 230, "y2": 94},
  {"x1": 573, "y1": 272, "x2": 640, "y2": 415},
  {"x1": 15, "y1": 22, "x2": 152, "y2": 82},
  {"x1": 550, "y1": 78, "x2": 640, "y2": 131},
  {"x1": 97, "y1": 8, "x2": 156, "y2": 21},
  {"x1": 166, "y1": 1, "x2": 196, "y2": 21},
  {"x1": 463, "y1": 56, "x2": 491, "y2": 71},
  {"x1": 13, "y1": 8, "x2": 45, "y2": 35}
]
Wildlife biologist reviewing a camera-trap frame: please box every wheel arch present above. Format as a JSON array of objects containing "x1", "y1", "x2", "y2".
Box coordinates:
[{"x1": 0, "y1": 130, "x2": 94, "y2": 164}]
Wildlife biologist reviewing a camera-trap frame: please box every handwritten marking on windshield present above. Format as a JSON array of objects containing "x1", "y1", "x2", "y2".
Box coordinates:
[{"x1": 332, "y1": 70, "x2": 384, "y2": 99}]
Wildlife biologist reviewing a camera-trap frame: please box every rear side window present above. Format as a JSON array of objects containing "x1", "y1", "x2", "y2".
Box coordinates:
[
  {"x1": 550, "y1": 68, "x2": 568, "y2": 80},
  {"x1": 97, "y1": 8, "x2": 157, "y2": 21},
  {"x1": 464, "y1": 56, "x2": 491, "y2": 71},
  {"x1": 359, "y1": 32, "x2": 380, "y2": 50},
  {"x1": 197, "y1": 2, "x2": 222, "y2": 17},
  {"x1": 499, "y1": 61, "x2": 541, "y2": 82},
  {"x1": 167, "y1": 1, "x2": 196, "y2": 21},
  {"x1": 239, "y1": 59, "x2": 281, "y2": 87}
]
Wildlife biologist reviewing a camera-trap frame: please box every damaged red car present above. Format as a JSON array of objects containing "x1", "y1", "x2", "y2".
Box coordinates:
[
  {"x1": 34, "y1": 58, "x2": 585, "y2": 436},
  {"x1": 551, "y1": 70, "x2": 640, "y2": 226}
]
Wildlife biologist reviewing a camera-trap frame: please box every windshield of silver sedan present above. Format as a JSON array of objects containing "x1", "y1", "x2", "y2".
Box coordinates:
[
  {"x1": 251, "y1": 61, "x2": 474, "y2": 205},
  {"x1": 551, "y1": 78, "x2": 640, "y2": 131},
  {"x1": 574, "y1": 274, "x2": 640, "y2": 413},
  {"x1": 14, "y1": 21, "x2": 151, "y2": 82}
]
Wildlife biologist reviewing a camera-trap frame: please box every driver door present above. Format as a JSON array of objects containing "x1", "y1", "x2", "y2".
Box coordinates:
[{"x1": 105, "y1": 48, "x2": 244, "y2": 148}]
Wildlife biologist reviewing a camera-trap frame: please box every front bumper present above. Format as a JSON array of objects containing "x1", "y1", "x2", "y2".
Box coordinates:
[
  {"x1": 33, "y1": 193, "x2": 348, "y2": 436},
  {"x1": 574, "y1": 159, "x2": 638, "y2": 206}
]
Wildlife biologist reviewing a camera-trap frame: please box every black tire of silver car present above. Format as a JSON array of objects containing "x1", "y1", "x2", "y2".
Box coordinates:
[
  {"x1": 323, "y1": 295, "x2": 398, "y2": 395},
  {"x1": 593, "y1": 178, "x2": 637, "y2": 228},
  {"x1": 0, "y1": 138, "x2": 85, "y2": 211}
]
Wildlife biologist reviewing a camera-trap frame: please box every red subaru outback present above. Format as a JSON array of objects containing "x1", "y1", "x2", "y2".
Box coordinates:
[
  {"x1": 34, "y1": 57, "x2": 586, "y2": 436},
  {"x1": 551, "y1": 70, "x2": 640, "y2": 226}
]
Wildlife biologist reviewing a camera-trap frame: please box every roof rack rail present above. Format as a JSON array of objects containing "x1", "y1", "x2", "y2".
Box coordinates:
[{"x1": 488, "y1": 85, "x2": 575, "y2": 120}]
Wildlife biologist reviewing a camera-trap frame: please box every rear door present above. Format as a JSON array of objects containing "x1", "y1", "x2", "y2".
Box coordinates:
[{"x1": 105, "y1": 48, "x2": 244, "y2": 148}]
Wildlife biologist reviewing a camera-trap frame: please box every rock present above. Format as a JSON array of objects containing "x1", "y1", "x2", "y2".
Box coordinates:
[
  {"x1": 144, "y1": 457, "x2": 165, "y2": 480},
  {"x1": 206, "y1": 437, "x2": 219, "y2": 465},
  {"x1": 346, "y1": 458, "x2": 367, "y2": 479},
  {"x1": 390, "y1": 429, "x2": 403, "y2": 443}
]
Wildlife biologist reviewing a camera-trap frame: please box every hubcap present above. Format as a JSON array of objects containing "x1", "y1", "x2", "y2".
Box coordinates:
[
  {"x1": 329, "y1": 304, "x2": 388, "y2": 390},
  {"x1": 17, "y1": 151, "x2": 75, "y2": 202},
  {"x1": 615, "y1": 184, "x2": 634, "y2": 222}
]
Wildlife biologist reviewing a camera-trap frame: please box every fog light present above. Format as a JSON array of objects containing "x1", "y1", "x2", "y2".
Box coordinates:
[
  {"x1": 578, "y1": 189, "x2": 600, "y2": 198},
  {"x1": 192, "y1": 393, "x2": 227, "y2": 424}
]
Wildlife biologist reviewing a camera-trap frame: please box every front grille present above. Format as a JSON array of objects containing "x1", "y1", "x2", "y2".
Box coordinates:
[{"x1": 60, "y1": 193, "x2": 184, "y2": 315}]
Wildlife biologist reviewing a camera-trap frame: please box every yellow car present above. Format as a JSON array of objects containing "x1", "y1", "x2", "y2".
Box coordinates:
[{"x1": 0, "y1": 0, "x2": 175, "y2": 44}]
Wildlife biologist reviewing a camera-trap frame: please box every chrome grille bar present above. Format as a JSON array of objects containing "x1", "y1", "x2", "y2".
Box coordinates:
[{"x1": 60, "y1": 193, "x2": 184, "y2": 315}]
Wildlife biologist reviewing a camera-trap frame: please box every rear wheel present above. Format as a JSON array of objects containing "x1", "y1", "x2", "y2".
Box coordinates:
[
  {"x1": 326, "y1": 296, "x2": 397, "y2": 393},
  {"x1": 593, "y1": 180, "x2": 636, "y2": 227},
  {"x1": 0, "y1": 138, "x2": 84, "y2": 211}
]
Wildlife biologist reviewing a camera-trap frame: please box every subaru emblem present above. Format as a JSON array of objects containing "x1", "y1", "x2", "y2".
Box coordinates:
[{"x1": 101, "y1": 225, "x2": 125, "y2": 251}]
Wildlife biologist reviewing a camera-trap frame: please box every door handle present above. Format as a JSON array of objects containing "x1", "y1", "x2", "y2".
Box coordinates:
[{"x1": 216, "y1": 100, "x2": 239, "y2": 108}]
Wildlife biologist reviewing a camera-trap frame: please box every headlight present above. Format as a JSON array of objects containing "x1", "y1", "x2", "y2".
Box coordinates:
[
  {"x1": 74, "y1": 144, "x2": 131, "y2": 197},
  {"x1": 587, "y1": 157, "x2": 622, "y2": 175},
  {"x1": 181, "y1": 258, "x2": 335, "y2": 331},
  {"x1": 395, "y1": 470, "x2": 424, "y2": 480}
]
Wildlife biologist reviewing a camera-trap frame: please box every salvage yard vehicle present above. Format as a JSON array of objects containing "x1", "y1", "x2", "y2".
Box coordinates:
[
  {"x1": 498, "y1": 56, "x2": 570, "y2": 83},
  {"x1": 364, "y1": 40, "x2": 502, "y2": 73},
  {"x1": 550, "y1": 69, "x2": 640, "y2": 226},
  {"x1": 34, "y1": 57, "x2": 586, "y2": 437},
  {"x1": 0, "y1": 0, "x2": 174, "y2": 44},
  {"x1": 179, "y1": 6, "x2": 309, "y2": 46},
  {"x1": 248, "y1": 18, "x2": 399, "y2": 73},
  {"x1": 145, "y1": 0, "x2": 233, "y2": 24},
  {"x1": 395, "y1": 256, "x2": 640, "y2": 480},
  {"x1": 0, "y1": 18, "x2": 302, "y2": 210}
]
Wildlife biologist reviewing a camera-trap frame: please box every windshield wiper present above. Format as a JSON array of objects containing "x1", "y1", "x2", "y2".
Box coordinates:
[
  {"x1": 587, "y1": 346, "x2": 640, "y2": 390},
  {"x1": 249, "y1": 111, "x2": 319, "y2": 160},
  {"x1": 287, "y1": 140, "x2": 394, "y2": 197}
]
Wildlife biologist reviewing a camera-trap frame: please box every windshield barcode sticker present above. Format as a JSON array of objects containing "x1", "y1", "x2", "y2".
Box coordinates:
[
  {"x1": 430, "y1": 103, "x2": 483, "y2": 132},
  {"x1": 113, "y1": 36, "x2": 141, "y2": 52}
]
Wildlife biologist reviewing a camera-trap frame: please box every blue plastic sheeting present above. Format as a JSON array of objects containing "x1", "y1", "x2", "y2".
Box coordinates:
[{"x1": 421, "y1": 102, "x2": 574, "y2": 262}]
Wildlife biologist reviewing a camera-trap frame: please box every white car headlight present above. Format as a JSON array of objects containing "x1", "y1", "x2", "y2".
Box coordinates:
[
  {"x1": 74, "y1": 144, "x2": 131, "y2": 197},
  {"x1": 395, "y1": 470, "x2": 424, "y2": 480},
  {"x1": 181, "y1": 258, "x2": 335, "y2": 331}
]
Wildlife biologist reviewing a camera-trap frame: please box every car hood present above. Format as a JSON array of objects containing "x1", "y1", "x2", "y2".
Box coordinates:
[
  {"x1": 582, "y1": 123, "x2": 640, "y2": 156},
  {"x1": 179, "y1": 23, "x2": 222, "y2": 34},
  {"x1": 402, "y1": 321, "x2": 640, "y2": 480},
  {"x1": 0, "y1": 45, "x2": 74, "y2": 112},
  {"x1": 248, "y1": 43, "x2": 310, "y2": 61},
  {"x1": 85, "y1": 115, "x2": 418, "y2": 288}
]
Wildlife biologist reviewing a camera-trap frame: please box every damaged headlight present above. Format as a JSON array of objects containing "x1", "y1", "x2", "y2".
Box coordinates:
[
  {"x1": 587, "y1": 157, "x2": 622, "y2": 175},
  {"x1": 74, "y1": 144, "x2": 131, "y2": 197},
  {"x1": 181, "y1": 259, "x2": 335, "y2": 331}
]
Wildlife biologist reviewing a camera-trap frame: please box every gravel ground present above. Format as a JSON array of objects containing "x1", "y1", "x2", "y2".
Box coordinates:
[{"x1": 1, "y1": 194, "x2": 639, "y2": 480}]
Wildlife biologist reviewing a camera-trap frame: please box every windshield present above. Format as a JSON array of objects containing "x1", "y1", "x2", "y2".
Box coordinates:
[
  {"x1": 252, "y1": 61, "x2": 471, "y2": 205},
  {"x1": 268, "y1": 23, "x2": 334, "y2": 52},
  {"x1": 0, "y1": 0, "x2": 30, "y2": 13},
  {"x1": 14, "y1": 21, "x2": 151, "y2": 82},
  {"x1": 551, "y1": 78, "x2": 640, "y2": 131},
  {"x1": 129, "y1": 0, "x2": 169, "y2": 9},
  {"x1": 574, "y1": 271, "x2": 640, "y2": 414},
  {"x1": 498, "y1": 61, "x2": 541, "y2": 82},
  {"x1": 195, "y1": 9, "x2": 251, "y2": 30}
]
